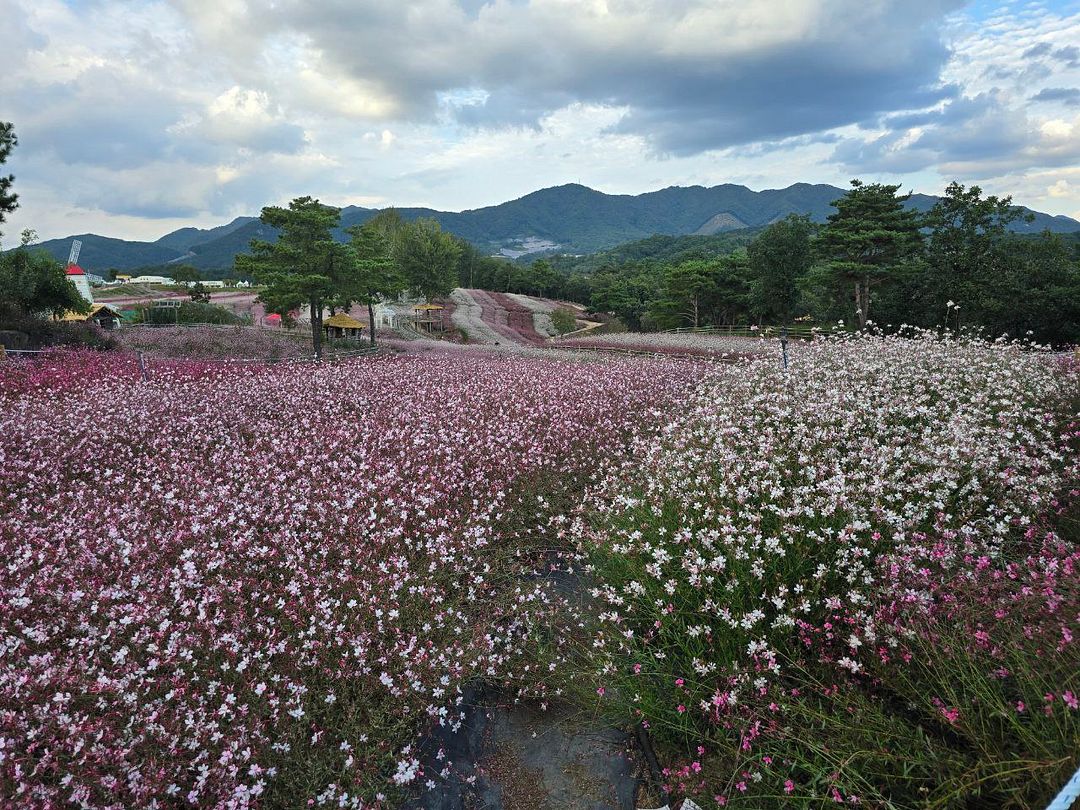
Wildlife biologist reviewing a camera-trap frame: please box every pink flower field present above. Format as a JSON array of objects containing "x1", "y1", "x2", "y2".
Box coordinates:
[
  {"x1": 117, "y1": 326, "x2": 312, "y2": 361},
  {"x1": 2, "y1": 331, "x2": 1078, "y2": 809},
  {"x1": 0, "y1": 350, "x2": 699, "y2": 807},
  {"x1": 555, "y1": 331, "x2": 779, "y2": 359}
]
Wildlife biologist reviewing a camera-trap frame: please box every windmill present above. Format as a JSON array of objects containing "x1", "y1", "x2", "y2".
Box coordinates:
[{"x1": 65, "y1": 239, "x2": 93, "y2": 303}]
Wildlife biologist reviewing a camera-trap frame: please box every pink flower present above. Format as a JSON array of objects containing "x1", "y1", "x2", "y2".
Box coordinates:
[
  {"x1": 785, "y1": 779, "x2": 795, "y2": 793},
  {"x1": 1063, "y1": 691, "x2": 1078, "y2": 710}
]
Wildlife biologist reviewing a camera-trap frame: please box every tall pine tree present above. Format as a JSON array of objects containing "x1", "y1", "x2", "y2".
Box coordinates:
[
  {"x1": 235, "y1": 197, "x2": 347, "y2": 359},
  {"x1": 814, "y1": 180, "x2": 923, "y2": 328}
]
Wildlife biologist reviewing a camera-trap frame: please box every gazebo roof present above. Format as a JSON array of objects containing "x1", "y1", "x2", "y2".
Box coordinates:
[
  {"x1": 58, "y1": 303, "x2": 123, "y2": 322},
  {"x1": 324, "y1": 313, "x2": 366, "y2": 329},
  {"x1": 413, "y1": 303, "x2": 444, "y2": 311}
]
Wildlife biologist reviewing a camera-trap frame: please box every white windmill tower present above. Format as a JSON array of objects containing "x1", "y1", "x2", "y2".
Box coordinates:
[{"x1": 64, "y1": 239, "x2": 93, "y2": 304}]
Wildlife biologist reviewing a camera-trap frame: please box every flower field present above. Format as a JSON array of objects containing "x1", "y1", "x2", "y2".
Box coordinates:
[
  {"x1": 117, "y1": 326, "x2": 311, "y2": 360},
  {"x1": 0, "y1": 350, "x2": 699, "y2": 807},
  {"x1": 576, "y1": 331, "x2": 1080, "y2": 807},
  {"x1": 555, "y1": 331, "x2": 778, "y2": 359},
  {"x1": 2, "y1": 330, "x2": 1077, "y2": 809},
  {"x1": 448, "y1": 289, "x2": 551, "y2": 346}
]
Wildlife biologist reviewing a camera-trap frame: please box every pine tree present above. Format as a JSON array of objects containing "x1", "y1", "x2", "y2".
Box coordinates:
[
  {"x1": 235, "y1": 197, "x2": 347, "y2": 359},
  {"x1": 814, "y1": 180, "x2": 923, "y2": 328}
]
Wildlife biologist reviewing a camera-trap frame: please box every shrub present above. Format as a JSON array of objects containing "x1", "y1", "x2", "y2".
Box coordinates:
[
  {"x1": 551, "y1": 307, "x2": 578, "y2": 334},
  {"x1": 0, "y1": 307, "x2": 117, "y2": 350},
  {"x1": 136, "y1": 301, "x2": 245, "y2": 325}
]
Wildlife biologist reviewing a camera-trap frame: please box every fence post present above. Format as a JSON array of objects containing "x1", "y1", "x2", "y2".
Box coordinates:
[{"x1": 136, "y1": 351, "x2": 149, "y2": 382}]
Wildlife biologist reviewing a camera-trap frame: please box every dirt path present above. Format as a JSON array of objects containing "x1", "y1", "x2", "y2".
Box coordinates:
[{"x1": 406, "y1": 688, "x2": 645, "y2": 809}]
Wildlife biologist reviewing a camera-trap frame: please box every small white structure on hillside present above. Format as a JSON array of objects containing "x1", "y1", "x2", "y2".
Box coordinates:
[
  {"x1": 129, "y1": 275, "x2": 173, "y2": 285},
  {"x1": 373, "y1": 302, "x2": 399, "y2": 329}
]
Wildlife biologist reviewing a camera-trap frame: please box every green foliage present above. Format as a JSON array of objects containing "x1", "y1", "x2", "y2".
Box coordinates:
[
  {"x1": 172, "y1": 264, "x2": 202, "y2": 284},
  {"x1": 0, "y1": 122, "x2": 17, "y2": 228},
  {"x1": 814, "y1": 180, "x2": 923, "y2": 328},
  {"x1": 342, "y1": 219, "x2": 407, "y2": 345},
  {"x1": 236, "y1": 196, "x2": 348, "y2": 358},
  {"x1": 916, "y1": 182, "x2": 1032, "y2": 328},
  {"x1": 393, "y1": 218, "x2": 461, "y2": 300},
  {"x1": 747, "y1": 215, "x2": 813, "y2": 325},
  {"x1": 0, "y1": 242, "x2": 89, "y2": 317},
  {"x1": 548, "y1": 230, "x2": 761, "y2": 275},
  {"x1": 0, "y1": 308, "x2": 117, "y2": 350},
  {"x1": 551, "y1": 308, "x2": 578, "y2": 334},
  {"x1": 138, "y1": 302, "x2": 244, "y2": 325}
]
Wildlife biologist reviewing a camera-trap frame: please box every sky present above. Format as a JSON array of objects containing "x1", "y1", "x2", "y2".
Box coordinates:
[{"x1": 1, "y1": 0, "x2": 1078, "y2": 243}]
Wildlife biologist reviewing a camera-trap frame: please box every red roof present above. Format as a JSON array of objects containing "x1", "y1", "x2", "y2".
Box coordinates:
[{"x1": 66, "y1": 265, "x2": 85, "y2": 276}]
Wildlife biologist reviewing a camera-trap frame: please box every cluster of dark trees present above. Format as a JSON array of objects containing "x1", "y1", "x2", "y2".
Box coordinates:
[
  {"x1": 245, "y1": 182, "x2": 1080, "y2": 352},
  {"x1": 516, "y1": 181, "x2": 1078, "y2": 345},
  {"x1": 236, "y1": 197, "x2": 464, "y2": 357},
  {"x1": 1, "y1": 123, "x2": 92, "y2": 333}
]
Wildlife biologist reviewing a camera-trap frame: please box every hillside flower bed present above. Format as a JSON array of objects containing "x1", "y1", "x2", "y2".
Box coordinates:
[
  {"x1": 556, "y1": 331, "x2": 778, "y2": 358},
  {"x1": 575, "y1": 331, "x2": 1080, "y2": 808},
  {"x1": 118, "y1": 325, "x2": 311, "y2": 360},
  {"x1": 505, "y1": 294, "x2": 559, "y2": 338},
  {"x1": 449, "y1": 289, "x2": 505, "y2": 346},
  {"x1": 0, "y1": 351, "x2": 699, "y2": 808}
]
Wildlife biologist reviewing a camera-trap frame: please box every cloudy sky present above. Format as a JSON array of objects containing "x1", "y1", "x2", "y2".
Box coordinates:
[{"x1": 1, "y1": 0, "x2": 1078, "y2": 242}]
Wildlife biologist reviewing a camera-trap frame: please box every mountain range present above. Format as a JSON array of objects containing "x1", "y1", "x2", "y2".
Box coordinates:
[{"x1": 22, "y1": 183, "x2": 1080, "y2": 273}]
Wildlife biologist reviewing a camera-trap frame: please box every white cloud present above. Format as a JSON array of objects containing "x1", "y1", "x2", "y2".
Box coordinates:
[{"x1": 1, "y1": 0, "x2": 1079, "y2": 242}]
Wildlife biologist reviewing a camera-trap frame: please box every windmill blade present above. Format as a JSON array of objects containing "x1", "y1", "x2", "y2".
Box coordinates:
[{"x1": 67, "y1": 239, "x2": 82, "y2": 266}]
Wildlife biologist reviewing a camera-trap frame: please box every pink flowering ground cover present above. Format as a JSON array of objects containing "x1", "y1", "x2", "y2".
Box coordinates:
[
  {"x1": 0, "y1": 350, "x2": 699, "y2": 808},
  {"x1": 574, "y1": 330, "x2": 1080, "y2": 808},
  {"x1": 556, "y1": 331, "x2": 778, "y2": 359},
  {"x1": 117, "y1": 326, "x2": 311, "y2": 360}
]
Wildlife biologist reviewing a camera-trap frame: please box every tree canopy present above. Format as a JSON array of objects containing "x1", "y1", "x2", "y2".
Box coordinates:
[
  {"x1": 748, "y1": 215, "x2": 813, "y2": 327},
  {"x1": 343, "y1": 221, "x2": 406, "y2": 346},
  {"x1": 0, "y1": 232, "x2": 89, "y2": 318},
  {"x1": 813, "y1": 180, "x2": 923, "y2": 328},
  {"x1": 0, "y1": 122, "x2": 17, "y2": 232},
  {"x1": 235, "y1": 196, "x2": 348, "y2": 358},
  {"x1": 393, "y1": 218, "x2": 461, "y2": 300}
]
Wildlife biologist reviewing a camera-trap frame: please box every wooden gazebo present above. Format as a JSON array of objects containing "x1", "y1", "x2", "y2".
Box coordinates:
[
  {"x1": 323, "y1": 313, "x2": 366, "y2": 341},
  {"x1": 59, "y1": 303, "x2": 124, "y2": 330},
  {"x1": 413, "y1": 303, "x2": 444, "y2": 333}
]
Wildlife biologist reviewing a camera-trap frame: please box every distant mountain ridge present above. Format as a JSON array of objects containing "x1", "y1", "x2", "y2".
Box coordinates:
[{"x1": 19, "y1": 182, "x2": 1080, "y2": 272}]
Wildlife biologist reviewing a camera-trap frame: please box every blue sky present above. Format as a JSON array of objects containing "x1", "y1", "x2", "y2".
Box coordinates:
[{"x1": 1, "y1": 0, "x2": 1078, "y2": 242}]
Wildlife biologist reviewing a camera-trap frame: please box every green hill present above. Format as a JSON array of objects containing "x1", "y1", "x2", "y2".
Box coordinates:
[{"x1": 17, "y1": 183, "x2": 1080, "y2": 272}]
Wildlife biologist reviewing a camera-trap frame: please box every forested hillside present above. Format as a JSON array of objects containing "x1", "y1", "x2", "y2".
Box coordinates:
[{"x1": 16, "y1": 182, "x2": 1080, "y2": 273}]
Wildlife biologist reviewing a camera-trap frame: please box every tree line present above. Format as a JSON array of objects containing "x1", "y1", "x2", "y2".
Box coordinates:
[
  {"x1": 3, "y1": 113, "x2": 1078, "y2": 350},
  {"x1": 561, "y1": 181, "x2": 1080, "y2": 345},
  {"x1": 235, "y1": 198, "x2": 467, "y2": 358}
]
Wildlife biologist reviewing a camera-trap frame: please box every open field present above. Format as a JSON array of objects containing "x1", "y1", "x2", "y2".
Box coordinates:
[
  {"x1": 0, "y1": 331, "x2": 1077, "y2": 808},
  {"x1": 554, "y1": 331, "x2": 781, "y2": 359},
  {"x1": 0, "y1": 350, "x2": 699, "y2": 807}
]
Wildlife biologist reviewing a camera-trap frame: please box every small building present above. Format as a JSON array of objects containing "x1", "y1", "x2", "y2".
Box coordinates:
[
  {"x1": 115, "y1": 274, "x2": 133, "y2": 283},
  {"x1": 128, "y1": 275, "x2": 174, "y2": 285},
  {"x1": 323, "y1": 313, "x2": 366, "y2": 341},
  {"x1": 413, "y1": 303, "x2": 444, "y2": 333},
  {"x1": 66, "y1": 265, "x2": 93, "y2": 303},
  {"x1": 373, "y1": 302, "x2": 399, "y2": 330},
  {"x1": 59, "y1": 303, "x2": 124, "y2": 330}
]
